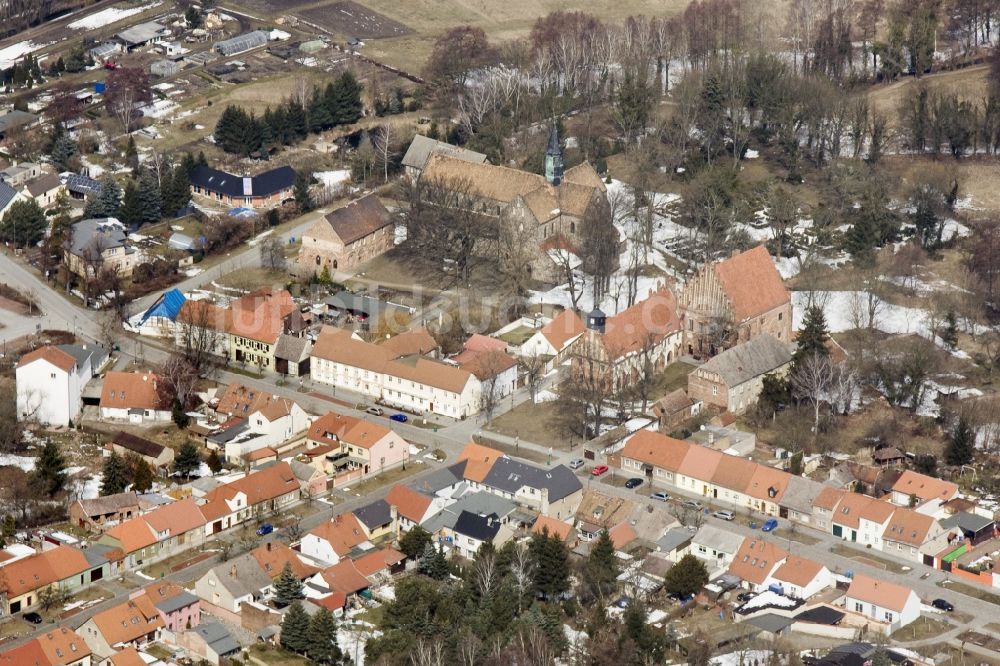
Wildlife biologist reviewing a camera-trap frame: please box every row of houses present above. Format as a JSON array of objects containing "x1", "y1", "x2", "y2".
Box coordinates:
[{"x1": 620, "y1": 430, "x2": 991, "y2": 568}]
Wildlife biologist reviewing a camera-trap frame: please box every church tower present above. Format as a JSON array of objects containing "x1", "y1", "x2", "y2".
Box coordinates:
[{"x1": 544, "y1": 124, "x2": 564, "y2": 186}]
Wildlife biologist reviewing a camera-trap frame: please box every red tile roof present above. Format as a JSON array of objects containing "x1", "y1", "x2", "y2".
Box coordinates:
[
  {"x1": 17, "y1": 346, "x2": 76, "y2": 373},
  {"x1": 321, "y1": 559, "x2": 370, "y2": 596},
  {"x1": 308, "y1": 411, "x2": 394, "y2": 450},
  {"x1": 728, "y1": 538, "x2": 788, "y2": 585},
  {"x1": 713, "y1": 246, "x2": 790, "y2": 321},
  {"x1": 385, "y1": 484, "x2": 433, "y2": 524},
  {"x1": 0, "y1": 546, "x2": 90, "y2": 597},
  {"x1": 352, "y1": 547, "x2": 405, "y2": 577},
  {"x1": 252, "y1": 541, "x2": 319, "y2": 579},
  {"x1": 90, "y1": 596, "x2": 164, "y2": 646},
  {"x1": 309, "y1": 514, "x2": 369, "y2": 557},
  {"x1": 0, "y1": 627, "x2": 92, "y2": 666},
  {"x1": 456, "y1": 442, "x2": 503, "y2": 483},
  {"x1": 532, "y1": 515, "x2": 574, "y2": 542},
  {"x1": 228, "y1": 289, "x2": 296, "y2": 343},
  {"x1": 599, "y1": 283, "x2": 680, "y2": 359},
  {"x1": 846, "y1": 573, "x2": 914, "y2": 612},
  {"x1": 100, "y1": 372, "x2": 167, "y2": 411},
  {"x1": 891, "y1": 471, "x2": 958, "y2": 504},
  {"x1": 203, "y1": 461, "x2": 301, "y2": 507},
  {"x1": 540, "y1": 309, "x2": 586, "y2": 351}
]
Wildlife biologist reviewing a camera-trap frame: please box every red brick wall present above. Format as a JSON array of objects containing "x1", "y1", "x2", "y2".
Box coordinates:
[{"x1": 687, "y1": 369, "x2": 729, "y2": 410}]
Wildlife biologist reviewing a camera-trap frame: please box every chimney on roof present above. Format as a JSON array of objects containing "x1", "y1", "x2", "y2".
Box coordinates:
[
  {"x1": 231, "y1": 564, "x2": 237, "y2": 578},
  {"x1": 266, "y1": 541, "x2": 271, "y2": 552}
]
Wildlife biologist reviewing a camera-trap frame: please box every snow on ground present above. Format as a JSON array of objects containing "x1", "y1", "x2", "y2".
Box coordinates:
[
  {"x1": 68, "y1": 3, "x2": 160, "y2": 29},
  {"x1": 793, "y1": 290, "x2": 932, "y2": 337},
  {"x1": 917, "y1": 381, "x2": 983, "y2": 418},
  {"x1": 942, "y1": 218, "x2": 971, "y2": 241},
  {"x1": 134, "y1": 570, "x2": 155, "y2": 581},
  {"x1": 394, "y1": 223, "x2": 407, "y2": 245},
  {"x1": 0, "y1": 41, "x2": 49, "y2": 69},
  {"x1": 314, "y1": 170, "x2": 351, "y2": 188},
  {"x1": 740, "y1": 590, "x2": 797, "y2": 611},
  {"x1": 534, "y1": 389, "x2": 558, "y2": 404},
  {"x1": 0, "y1": 454, "x2": 35, "y2": 471},
  {"x1": 712, "y1": 650, "x2": 775, "y2": 666}
]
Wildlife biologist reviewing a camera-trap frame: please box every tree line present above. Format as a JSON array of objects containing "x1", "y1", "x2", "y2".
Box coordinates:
[{"x1": 213, "y1": 71, "x2": 363, "y2": 157}]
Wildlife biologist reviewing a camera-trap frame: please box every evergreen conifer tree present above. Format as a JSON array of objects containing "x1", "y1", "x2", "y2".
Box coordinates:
[
  {"x1": 529, "y1": 530, "x2": 569, "y2": 598},
  {"x1": 33, "y1": 439, "x2": 67, "y2": 497},
  {"x1": 285, "y1": 97, "x2": 308, "y2": 139},
  {"x1": 306, "y1": 608, "x2": 342, "y2": 664},
  {"x1": 118, "y1": 180, "x2": 143, "y2": 228},
  {"x1": 280, "y1": 601, "x2": 310, "y2": 654},
  {"x1": 98, "y1": 175, "x2": 123, "y2": 218},
  {"x1": 124, "y1": 135, "x2": 139, "y2": 171},
  {"x1": 308, "y1": 88, "x2": 333, "y2": 133},
  {"x1": 792, "y1": 304, "x2": 830, "y2": 369},
  {"x1": 0, "y1": 199, "x2": 47, "y2": 247},
  {"x1": 132, "y1": 458, "x2": 154, "y2": 492},
  {"x1": 137, "y1": 171, "x2": 162, "y2": 224},
  {"x1": 206, "y1": 449, "x2": 223, "y2": 474},
  {"x1": 664, "y1": 554, "x2": 709, "y2": 597},
  {"x1": 173, "y1": 440, "x2": 202, "y2": 479},
  {"x1": 585, "y1": 530, "x2": 619, "y2": 597},
  {"x1": 294, "y1": 172, "x2": 313, "y2": 212},
  {"x1": 945, "y1": 415, "x2": 974, "y2": 466},
  {"x1": 274, "y1": 562, "x2": 305, "y2": 607},
  {"x1": 328, "y1": 71, "x2": 363, "y2": 125},
  {"x1": 101, "y1": 451, "x2": 130, "y2": 495},
  {"x1": 399, "y1": 525, "x2": 432, "y2": 560}
]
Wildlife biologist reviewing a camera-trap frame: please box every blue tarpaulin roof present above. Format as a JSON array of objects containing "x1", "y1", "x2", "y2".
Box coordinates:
[{"x1": 139, "y1": 288, "x2": 186, "y2": 325}]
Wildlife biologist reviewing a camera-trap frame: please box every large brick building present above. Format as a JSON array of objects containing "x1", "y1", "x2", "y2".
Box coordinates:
[
  {"x1": 686, "y1": 334, "x2": 793, "y2": 414},
  {"x1": 678, "y1": 245, "x2": 792, "y2": 358},
  {"x1": 298, "y1": 194, "x2": 394, "y2": 275},
  {"x1": 189, "y1": 165, "x2": 295, "y2": 209}
]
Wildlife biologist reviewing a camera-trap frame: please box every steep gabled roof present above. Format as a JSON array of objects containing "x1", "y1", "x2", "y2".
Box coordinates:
[
  {"x1": 17, "y1": 345, "x2": 77, "y2": 373},
  {"x1": 308, "y1": 514, "x2": 369, "y2": 557},
  {"x1": 401, "y1": 134, "x2": 488, "y2": 171},
  {"x1": 112, "y1": 431, "x2": 166, "y2": 459},
  {"x1": 89, "y1": 596, "x2": 164, "y2": 646},
  {"x1": 621, "y1": 430, "x2": 691, "y2": 473},
  {"x1": 845, "y1": 573, "x2": 914, "y2": 612},
  {"x1": 456, "y1": 442, "x2": 504, "y2": 483},
  {"x1": 599, "y1": 283, "x2": 680, "y2": 359},
  {"x1": 99, "y1": 372, "x2": 166, "y2": 411},
  {"x1": 189, "y1": 165, "x2": 295, "y2": 198},
  {"x1": 540, "y1": 309, "x2": 586, "y2": 351},
  {"x1": 712, "y1": 245, "x2": 790, "y2": 321},
  {"x1": 385, "y1": 484, "x2": 433, "y2": 524},
  {"x1": 890, "y1": 470, "x2": 958, "y2": 504},
  {"x1": 698, "y1": 335, "x2": 793, "y2": 387},
  {"x1": 307, "y1": 194, "x2": 392, "y2": 245},
  {"x1": 728, "y1": 538, "x2": 787, "y2": 585}
]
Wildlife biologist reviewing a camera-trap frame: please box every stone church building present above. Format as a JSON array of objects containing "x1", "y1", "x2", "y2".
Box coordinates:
[{"x1": 416, "y1": 127, "x2": 612, "y2": 281}]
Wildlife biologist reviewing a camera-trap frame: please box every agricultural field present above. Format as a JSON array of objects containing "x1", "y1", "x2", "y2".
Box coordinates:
[{"x1": 299, "y1": 1, "x2": 412, "y2": 39}]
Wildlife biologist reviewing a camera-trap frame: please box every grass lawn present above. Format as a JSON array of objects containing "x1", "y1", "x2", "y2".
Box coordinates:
[
  {"x1": 651, "y1": 361, "x2": 696, "y2": 399},
  {"x1": 830, "y1": 544, "x2": 909, "y2": 573},
  {"x1": 250, "y1": 645, "x2": 313, "y2": 665},
  {"x1": 344, "y1": 463, "x2": 422, "y2": 496},
  {"x1": 486, "y1": 400, "x2": 580, "y2": 452},
  {"x1": 772, "y1": 527, "x2": 821, "y2": 546},
  {"x1": 890, "y1": 616, "x2": 952, "y2": 641},
  {"x1": 938, "y1": 579, "x2": 1000, "y2": 606}
]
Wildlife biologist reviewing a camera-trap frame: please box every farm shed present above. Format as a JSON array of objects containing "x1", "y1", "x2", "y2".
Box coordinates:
[
  {"x1": 214, "y1": 31, "x2": 269, "y2": 56},
  {"x1": 150, "y1": 60, "x2": 180, "y2": 77},
  {"x1": 299, "y1": 40, "x2": 325, "y2": 53}
]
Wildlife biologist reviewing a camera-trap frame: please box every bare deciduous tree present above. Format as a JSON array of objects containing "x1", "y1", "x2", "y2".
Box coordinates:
[
  {"x1": 791, "y1": 353, "x2": 834, "y2": 439},
  {"x1": 260, "y1": 236, "x2": 287, "y2": 271}
]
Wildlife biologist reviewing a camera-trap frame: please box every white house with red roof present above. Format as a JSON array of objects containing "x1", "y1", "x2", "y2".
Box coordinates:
[
  {"x1": 16, "y1": 344, "x2": 108, "y2": 427},
  {"x1": 520, "y1": 309, "x2": 586, "y2": 371},
  {"x1": 843, "y1": 574, "x2": 921, "y2": 631},
  {"x1": 99, "y1": 372, "x2": 171, "y2": 423}
]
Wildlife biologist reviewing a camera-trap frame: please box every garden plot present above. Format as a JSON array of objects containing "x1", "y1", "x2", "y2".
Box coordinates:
[
  {"x1": 0, "y1": 40, "x2": 49, "y2": 69},
  {"x1": 298, "y1": 1, "x2": 412, "y2": 38}
]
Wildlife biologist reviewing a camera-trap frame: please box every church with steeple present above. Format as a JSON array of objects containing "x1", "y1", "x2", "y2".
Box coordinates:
[{"x1": 415, "y1": 123, "x2": 614, "y2": 281}]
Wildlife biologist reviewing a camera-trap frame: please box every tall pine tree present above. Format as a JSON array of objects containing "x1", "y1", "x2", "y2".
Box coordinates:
[
  {"x1": 34, "y1": 439, "x2": 67, "y2": 497},
  {"x1": 101, "y1": 451, "x2": 130, "y2": 495},
  {"x1": 584, "y1": 530, "x2": 619, "y2": 598},
  {"x1": 173, "y1": 440, "x2": 202, "y2": 479},
  {"x1": 306, "y1": 608, "x2": 342, "y2": 665},
  {"x1": 137, "y1": 171, "x2": 162, "y2": 224},
  {"x1": 118, "y1": 180, "x2": 143, "y2": 228},
  {"x1": 328, "y1": 71, "x2": 363, "y2": 125},
  {"x1": 273, "y1": 562, "x2": 304, "y2": 607},
  {"x1": 945, "y1": 415, "x2": 974, "y2": 466},
  {"x1": 792, "y1": 304, "x2": 830, "y2": 369},
  {"x1": 529, "y1": 529, "x2": 569, "y2": 598},
  {"x1": 132, "y1": 458, "x2": 154, "y2": 492},
  {"x1": 280, "y1": 601, "x2": 310, "y2": 654}
]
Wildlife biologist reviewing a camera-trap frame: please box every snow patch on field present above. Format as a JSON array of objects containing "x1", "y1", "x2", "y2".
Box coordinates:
[
  {"x1": 0, "y1": 41, "x2": 48, "y2": 69},
  {"x1": 314, "y1": 170, "x2": 351, "y2": 188},
  {"x1": 68, "y1": 3, "x2": 161, "y2": 29},
  {"x1": 793, "y1": 291, "x2": 931, "y2": 337},
  {"x1": 0, "y1": 454, "x2": 35, "y2": 471}
]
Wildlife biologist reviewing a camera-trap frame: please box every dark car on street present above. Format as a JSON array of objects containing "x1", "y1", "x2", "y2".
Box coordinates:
[
  {"x1": 23, "y1": 612, "x2": 43, "y2": 625},
  {"x1": 624, "y1": 477, "x2": 644, "y2": 489},
  {"x1": 932, "y1": 598, "x2": 954, "y2": 611}
]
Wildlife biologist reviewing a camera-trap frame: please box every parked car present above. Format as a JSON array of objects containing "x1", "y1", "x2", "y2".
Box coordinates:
[
  {"x1": 650, "y1": 491, "x2": 669, "y2": 502},
  {"x1": 736, "y1": 592, "x2": 755, "y2": 603},
  {"x1": 569, "y1": 458, "x2": 585, "y2": 470},
  {"x1": 713, "y1": 510, "x2": 735, "y2": 521},
  {"x1": 591, "y1": 464, "x2": 609, "y2": 476},
  {"x1": 932, "y1": 598, "x2": 954, "y2": 611},
  {"x1": 683, "y1": 499, "x2": 703, "y2": 510},
  {"x1": 762, "y1": 518, "x2": 779, "y2": 532},
  {"x1": 366, "y1": 406, "x2": 384, "y2": 416},
  {"x1": 23, "y1": 612, "x2": 42, "y2": 625},
  {"x1": 389, "y1": 413, "x2": 408, "y2": 422},
  {"x1": 256, "y1": 523, "x2": 274, "y2": 536},
  {"x1": 624, "y1": 477, "x2": 644, "y2": 489}
]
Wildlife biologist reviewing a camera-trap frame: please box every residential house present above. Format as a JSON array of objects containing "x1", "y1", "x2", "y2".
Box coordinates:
[
  {"x1": 652, "y1": 389, "x2": 701, "y2": 431},
  {"x1": 678, "y1": 245, "x2": 793, "y2": 357},
  {"x1": 574, "y1": 491, "x2": 637, "y2": 541},
  {"x1": 227, "y1": 289, "x2": 298, "y2": 371},
  {"x1": 520, "y1": 309, "x2": 587, "y2": 372},
  {"x1": 69, "y1": 492, "x2": 141, "y2": 532},
  {"x1": 843, "y1": 574, "x2": 921, "y2": 631},
  {"x1": 778, "y1": 475, "x2": 825, "y2": 526},
  {"x1": 311, "y1": 326, "x2": 481, "y2": 418},
  {"x1": 385, "y1": 484, "x2": 439, "y2": 531},
  {"x1": 194, "y1": 554, "x2": 271, "y2": 614},
  {"x1": 940, "y1": 511, "x2": 996, "y2": 546},
  {"x1": 0, "y1": 160, "x2": 40, "y2": 186},
  {"x1": 881, "y1": 509, "x2": 949, "y2": 564},
  {"x1": 251, "y1": 541, "x2": 319, "y2": 582},
  {"x1": 0, "y1": 627, "x2": 92, "y2": 666},
  {"x1": 0, "y1": 110, "x2": 40, "y2": 144},
  {"x1": 289, "y1": 459, "x2": 327, "y2": 498},
  {"x1": 477, "y1": 456, "x2": 583, "y2": 519},
  {"x1": 0, "y1": 545, "x2": 93, "y2": 614},
  {"x1": 138, "y1": 581, "x2": 200, "y2": 633},
  {"x1": 173, "y1": 300, "x2": 230, "y2": 359},
  {"x1": 767, "y1": 556, "x2": 832, "y2": 599},
  {"x1": 99, "y1": 498, "x2": 207, "y2": 568},
  {"x1": 65, "y1": 218, "x2": 140, "y2": 278},
  {"x1": 101, "y1": 647, "x2": 147, "y2": 666},
  {"x1": 417, "y1": 129, "x2": 611, "y2": 281},
  {"x1": 300, "y1": 514, "x2": 371, "y2": 566},
  {"x1": 177, "y1": 623, "x2": 240, "y2": 666},
  {"x1": 199, "y1": 462, "x2": 301, "y2": 534},
  {"x1": 829, "y1": 494, "x2": 895, "y2": 547},
  {"x1": 352, "y1": 547, "x2": 406, "y2": 580},
  {"x1": 99, "y1": 372, "x2": 171, "y2": 423},
  {"x1": 532, "y1": 515, "x2": 577, "y2": 545},
  {"x1": 107, "y1": 432, "x2": 175, "y2": 470},
  {"x1": 17, "y1": 344, "x2": 107, "y2": 427},
  {"x1": 423, "y1": 492, "x2": 518, "y2": 559},
  {"x1": 691, "y1": 526, "x2": 746, "y2": 571},
  {"x1": 890, "y1": 471, "x2": 958, "y2": 510},
  {"x1": 352, "y1": 500, "x2": 396, "y2": 540},
  {"x1": 811, "y1": 487, "x2": 847, "y2": 533},
  {"x1": 189, "y1": 165, "x2": 294, "y2": 208},
  {"x1": 22, "y1": 173, "x2": 67, "y2": 208},
  {"x1": 727, "y1": 538, "x2": 789, "y2": 592},
  {"x1": 687, "y1": 335, "x2": 794, "y2": 414},
  {"x1": 572, "y1": 284, "x2": 683, "y2": 391},
  {"x1": 305, "y1": 410, "x2": 409, "y2": 479},
  {"x1": 298, "y1": 194, "x2": 395, "y2": 274},
  {"x1": 453, "y1": 336, "x2": 518, "y2": 400},
  {"x1": 654, "y1": 529, "x2": 694, "y2": 563},
  {"x1": 115, "y1": 21, "x2": 170, "y2": 51},
  {"x1": 401, "y1": 134, "x2": 488, "y2": 179},
  {"x1": 222, "y1": 397, "x2": 310, "y2": 462},
  {"x1": 0, "y1": 180, "x2": 25, "y2": 221},
  {"x1": 77, "y1": 596, "x2": 165, "y2": 659},
  {"x1": 311, "y1": 559, "x2": 370, "y2": 601}
]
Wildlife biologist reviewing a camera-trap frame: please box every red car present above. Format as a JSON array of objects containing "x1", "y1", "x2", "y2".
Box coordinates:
[{"x1": 591, "y1": 464, "x2": 609, "y2": 476}]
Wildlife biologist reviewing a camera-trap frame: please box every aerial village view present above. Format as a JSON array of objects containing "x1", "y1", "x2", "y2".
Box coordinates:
[{"x1": 2, "y1": 0, "x2": 1000, "y2": 664}]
